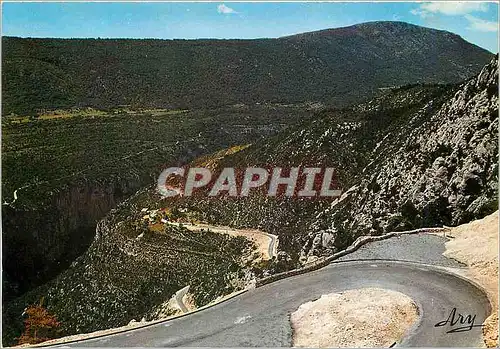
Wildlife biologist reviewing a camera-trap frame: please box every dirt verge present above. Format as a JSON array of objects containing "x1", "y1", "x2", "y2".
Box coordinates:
[
  {"x1": 290, "y1": 287, "x2": 419, "y2": 347},
  {"x1": 443, "y1": 211, "x2": 498, "y2": 348}
]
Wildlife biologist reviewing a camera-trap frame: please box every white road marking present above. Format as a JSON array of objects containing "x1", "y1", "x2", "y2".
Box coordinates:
[
  {"x1": 234, "y1": 315, "x2": 252, "y2": 324},
  {"x1": 161, "y1": 337, "x2": 180, "y2": 345}
]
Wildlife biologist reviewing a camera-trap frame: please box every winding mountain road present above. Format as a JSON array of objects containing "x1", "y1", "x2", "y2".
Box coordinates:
[
  {"x1": 169, "y1": 222, "x2": 278, "y2": 259},
  {"x1": 62, "y1": 260, "x2": 490, "y2": 347}
]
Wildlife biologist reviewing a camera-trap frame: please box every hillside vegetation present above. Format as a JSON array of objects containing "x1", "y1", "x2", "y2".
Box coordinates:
[
  {"x1": 2, "y1": 21, "x2": 492, "y2": 115},
  {"x1": 4, "y1": 58, "x2": 496, "y2": 346},
  {"x1": 2, "y1": 104, "x2": 313, "y2": 303},
  {"x1": 3, "y1": 186, "x2": 258, "y2": 345},
  {"x1": 5, "y1": 20, "x2": 493, "y2": 305},
  {"x1": 165, "y1": 57, "x2": 498, "y2": 265},
  {"x1": 1, "y1": 21, "x2": 497, "y2": 346}
]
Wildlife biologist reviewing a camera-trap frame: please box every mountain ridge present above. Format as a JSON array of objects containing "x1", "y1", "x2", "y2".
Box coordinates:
[
  {"x1": 2, "y1": 21, "x2": 493, "y2": 115},
  {"x1": 5, "y1": 22, "x2": 473, "y2": 44},
  {"x1": 282, "y1": 21, "x2": 466, "y2": 40}
]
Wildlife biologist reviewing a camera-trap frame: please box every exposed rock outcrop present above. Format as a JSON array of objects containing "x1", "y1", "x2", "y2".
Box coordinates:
[
  {"x1": 2, "y1": 179, "x2": 142, "y2": 301},
  {"x1": 302, "y1": 57, "x2": 498, "y2": 257},
  {"x1": 2, "y1": 187, "x2": 255, "y2": 346},
  {"x1": 172, "y1": 57, "x2": 498, "y2": 261}
]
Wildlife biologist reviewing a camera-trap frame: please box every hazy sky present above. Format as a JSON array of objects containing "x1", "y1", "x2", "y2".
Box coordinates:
[{"x1": 2, "y1": 2, "x2": 499, "y2": 52}]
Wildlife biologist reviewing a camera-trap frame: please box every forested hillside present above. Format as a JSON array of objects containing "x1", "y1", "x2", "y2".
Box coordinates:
[{"x1": 2, "y1": 21, "x2": 493, "y2": 115}]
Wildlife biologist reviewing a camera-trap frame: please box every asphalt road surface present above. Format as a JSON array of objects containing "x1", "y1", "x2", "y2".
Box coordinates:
[
  {"x1": 169, "y1": 222, "x2": 278, "y2": 259},
  {"x1": 63, "y1": 260, "x2": 490, "y2": 347},
  {"x1": 266, "y1": 232, "x2": 277, "y2": 259}
]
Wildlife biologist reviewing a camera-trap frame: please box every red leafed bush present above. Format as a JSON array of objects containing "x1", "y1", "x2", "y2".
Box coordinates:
[{"x1": 17, "y1": 303, "x2": 61, "y2": 345}]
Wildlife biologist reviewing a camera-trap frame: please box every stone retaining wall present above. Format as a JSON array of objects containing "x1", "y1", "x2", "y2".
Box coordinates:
[{"x1": 255, "y1": 227, "x2": 449, "y2": 287}]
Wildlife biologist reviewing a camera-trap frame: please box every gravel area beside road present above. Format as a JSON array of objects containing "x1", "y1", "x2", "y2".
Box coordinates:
[
  {"x1": 291, "y1": 288, "x2": 419, "y2": 348},
  {"x1": 335, "y1": 233, "x2": 464, "y2": 268},
  {"x1": 444, "y1": 211, "x2": 498, "y2": 348}
]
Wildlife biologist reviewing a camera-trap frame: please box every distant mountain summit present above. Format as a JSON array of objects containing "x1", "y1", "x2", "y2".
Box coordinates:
[
  {"x1": 2, "y1": 21, "x2": 493, "y2": 114},
  {"x1": 284, "y1": 21, "x2": 463, "y2": 38}
]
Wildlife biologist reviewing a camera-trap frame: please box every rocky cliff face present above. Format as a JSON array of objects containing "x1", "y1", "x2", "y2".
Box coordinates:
[
  {"x1": 302, "y1": 57, "x2": 498, "y2": 258},
  {"x1": 2, "y1": 104, "x2": 309, "y2": 303},
  {"x1": 170, "y1": 57, "x2": 498, "y2": 263},
  {"x1": 2, "y1": 179, "x2": 143, "y2": 300},
  {"x1": 2, "y1": 187, "x2": 255, "y2": 346}
]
